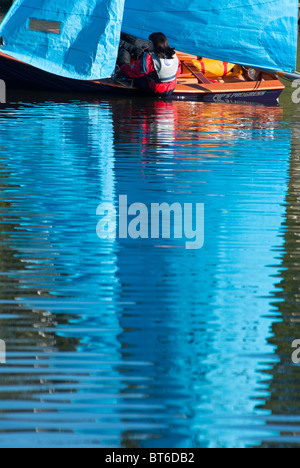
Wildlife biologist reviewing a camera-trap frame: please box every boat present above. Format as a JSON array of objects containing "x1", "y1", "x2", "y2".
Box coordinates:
[
  {"x1": 0, "y1": 0, "x2": 298, "y2": 104},
  {"x1": 0, "y1": 50, "x2": 286, "y2": 105}
]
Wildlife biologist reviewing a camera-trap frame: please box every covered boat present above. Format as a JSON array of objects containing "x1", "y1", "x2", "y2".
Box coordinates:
[{"x1": 0, "y1": 0, "x2": 298, "y2": 103}]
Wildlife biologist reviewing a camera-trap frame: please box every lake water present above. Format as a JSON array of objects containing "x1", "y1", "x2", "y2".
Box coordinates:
[{"x1": 1, "y1": 11, "x2": 300, "y2": 450}]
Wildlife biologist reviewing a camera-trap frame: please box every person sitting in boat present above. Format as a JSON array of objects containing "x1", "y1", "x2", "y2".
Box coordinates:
[
  {"x1": 119, "y1": 32, "x2": 182, "y2": 97},
  {"x1": 117, "y1": 33, "x2": 150, "y2": 67}
]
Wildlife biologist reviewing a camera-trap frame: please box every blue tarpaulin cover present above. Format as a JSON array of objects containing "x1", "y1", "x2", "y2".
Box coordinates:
[
  {"x1": 0, "y1": 0, "x2": 126, "y2": 80},
  {"x1": 0, "y1": 0, "x2": 298, "y2": 80},
  {"x1": 122, "y1": 0, "x2": 299, "y2": 74}
]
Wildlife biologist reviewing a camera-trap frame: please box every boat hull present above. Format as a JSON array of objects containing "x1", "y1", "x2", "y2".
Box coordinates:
[
  {"x1": 0, "y1": 52, "x2": 285, "y2": 104},
  {"x1": 173, "y1": 88, "x2": 283, "y2": 105}
]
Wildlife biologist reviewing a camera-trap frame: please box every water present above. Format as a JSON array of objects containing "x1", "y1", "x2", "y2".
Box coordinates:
[
  {"x1": 0, "y1": 90, "x2": 298, "y2": 449},
  {"x1": 0, "y1": 6, "x2": 300, "y2": 444}
]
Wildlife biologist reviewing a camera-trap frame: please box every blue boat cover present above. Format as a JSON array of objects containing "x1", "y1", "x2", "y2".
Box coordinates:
[
  {"x1": 0, "y1": 0, "x2": 298, "y2": 79},
  {"x1": 122, "y1": 0, "x2": 299, "y2": 74},
  {"x1": 0, "y1": 0, "x2": 125, "y2": 80}
]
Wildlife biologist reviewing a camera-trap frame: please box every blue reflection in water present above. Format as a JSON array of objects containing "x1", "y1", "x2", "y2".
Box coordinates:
[{"x1": 0, "y1": 98, "x2": 291, "y2": 447}]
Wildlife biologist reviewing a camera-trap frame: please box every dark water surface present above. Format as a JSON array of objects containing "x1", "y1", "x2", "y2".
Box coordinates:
[{"x1": 0, "y1": 17, "x2": 300, "y2": 445}]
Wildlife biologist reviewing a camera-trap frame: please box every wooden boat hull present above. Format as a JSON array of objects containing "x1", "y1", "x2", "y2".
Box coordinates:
[{"x1": 0, "y1": 52, "x2": 285, "y2": 104}]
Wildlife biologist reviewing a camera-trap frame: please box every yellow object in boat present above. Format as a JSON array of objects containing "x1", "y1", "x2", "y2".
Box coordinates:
[{"x1": 192, "y1": 58, "x2": 243, "y2": 79}]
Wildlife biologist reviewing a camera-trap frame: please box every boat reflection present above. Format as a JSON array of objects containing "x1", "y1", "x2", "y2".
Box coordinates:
[{"x1": 109, "y1": 99, "x2": 289, "y2": 447}]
